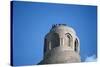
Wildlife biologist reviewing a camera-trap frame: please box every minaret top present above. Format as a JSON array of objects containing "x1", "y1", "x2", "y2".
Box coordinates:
[{"x1": 50, "y1": 24, "x2": 76, "y2": 35}]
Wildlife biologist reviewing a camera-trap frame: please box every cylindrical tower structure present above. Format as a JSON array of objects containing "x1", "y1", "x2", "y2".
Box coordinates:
[{"x1": 39, "y1": 24, "x2": 80, "y2": 64}]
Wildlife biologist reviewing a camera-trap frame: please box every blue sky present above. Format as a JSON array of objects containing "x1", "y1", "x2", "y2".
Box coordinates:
[{"x1": 11, "y1": 1, "x2": 97, "y2": 66}]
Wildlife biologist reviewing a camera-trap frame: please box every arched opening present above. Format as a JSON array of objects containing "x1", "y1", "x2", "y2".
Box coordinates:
[
  {"x1": 44, "y1": 38, "x2": 47, "y2": 53},
  {"x1": 65, "y1": 33, "x2": 72, "y2": 47},
  {"x1": 51, "y1": 33, "x2": 60, "y2": 49},
  {"x1": 44, "y1": 38, "x2": 52, "y2": 55},
  {"x1": 74, "y1": 39, "x2": 78, "y2": 52}
]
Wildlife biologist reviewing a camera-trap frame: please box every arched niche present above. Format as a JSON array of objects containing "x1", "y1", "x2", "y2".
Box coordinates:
[
  {"x1": 44, "y1": 33, "x2": 60, "y2": 54},
  {"x1": 44, "y1": 38, "x2": 51, "y2": 53},
  {"x1": 74, "y1": 39, "x2": 79, "y2": 52},
  {"x1": 65, "y1": 33, "x2": 73, "y2": 47},
  {"x1": 44, "y1": 38, "x2": 47, "y2": 53},
  {"x1": 51, "y1": 33, "x2": 60, "y2": 49}
]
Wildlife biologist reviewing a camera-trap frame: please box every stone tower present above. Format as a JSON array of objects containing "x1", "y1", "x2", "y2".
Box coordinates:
[{"x1": 39, "y1": 24, "x2": 80, "y2": 64}]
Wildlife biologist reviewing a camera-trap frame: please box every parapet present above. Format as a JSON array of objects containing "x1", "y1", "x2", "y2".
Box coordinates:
[{"x1": 52, "y1": 24, "x2": 67, "y2": 29}]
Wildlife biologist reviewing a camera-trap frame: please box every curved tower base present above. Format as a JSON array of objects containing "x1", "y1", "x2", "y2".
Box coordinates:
[{"x1": 38, "y1": 47, "x2": 80, "y2": 64}]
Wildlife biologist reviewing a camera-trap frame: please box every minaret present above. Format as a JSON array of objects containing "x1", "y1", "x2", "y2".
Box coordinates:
[{"x1": 39, "y1": 24, "x2": 80, "y2": 64}]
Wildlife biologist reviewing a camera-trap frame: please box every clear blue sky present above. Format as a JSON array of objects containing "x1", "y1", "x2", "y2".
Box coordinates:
[{"x1": 12, "y1": 1, "x2": 97, "y2": 66}]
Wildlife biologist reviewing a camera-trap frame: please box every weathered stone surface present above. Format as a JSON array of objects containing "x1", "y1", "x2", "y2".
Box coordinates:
[{"x1": 38, "y1": 24, "x2": 80, "y2": 65}]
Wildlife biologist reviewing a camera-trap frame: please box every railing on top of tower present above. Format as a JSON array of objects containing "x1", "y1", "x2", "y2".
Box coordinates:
[{"x1": 52, "y1": 24, "x2": 67, "y2": 29}]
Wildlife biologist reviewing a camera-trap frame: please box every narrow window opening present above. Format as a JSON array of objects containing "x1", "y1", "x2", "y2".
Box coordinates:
[
  {"x1": 74, "y1": 39, "x2": 78, "y2": 52},
  {"x1": 44, "y1": 39, "x2": 47, "y2": 54}
]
